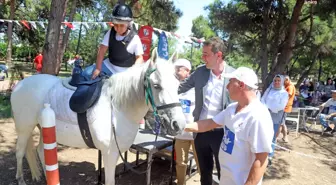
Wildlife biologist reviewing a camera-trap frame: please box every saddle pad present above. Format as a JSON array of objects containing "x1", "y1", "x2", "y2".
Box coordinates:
[
  {"x1": 62, "y1": 77, "x2": 77, "y2": 91},
  {"x1": 44, "y1": 81, "x2": 78, "y2": 124}
]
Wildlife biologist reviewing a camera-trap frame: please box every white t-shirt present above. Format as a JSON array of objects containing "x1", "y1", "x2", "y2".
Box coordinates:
[
  {"x1": 212, "y1": 100, "x2": 274, "y2": 185},
  {"x1": 325, "y1": 98, "x2": 336, "y2": 114},
  {"x1": 175, "y1": 88, "x2": 195, "y2": 140},
  {"x1": 101, "y1": 29, "x2": 144, "y2": 56}
]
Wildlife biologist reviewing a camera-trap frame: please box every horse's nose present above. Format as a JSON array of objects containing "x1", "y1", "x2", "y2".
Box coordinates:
[{"x1": 172, "y1": 120, "x2": 179, "y2": 131}]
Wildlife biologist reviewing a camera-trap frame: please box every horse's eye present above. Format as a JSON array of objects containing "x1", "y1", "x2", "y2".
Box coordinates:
[{"x1": 153, "y1": 84, "x2": 162, "y2": 90}]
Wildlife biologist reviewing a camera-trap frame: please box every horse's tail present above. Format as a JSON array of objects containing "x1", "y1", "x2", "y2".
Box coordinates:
[{"x1": 26, "y1": 135, "x2": 41, "y2": 181}]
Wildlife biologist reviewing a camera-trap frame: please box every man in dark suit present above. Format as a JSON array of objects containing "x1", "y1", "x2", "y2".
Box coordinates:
[{"x1": 178, "y1": 37, "x2": 235, "y2": 185}]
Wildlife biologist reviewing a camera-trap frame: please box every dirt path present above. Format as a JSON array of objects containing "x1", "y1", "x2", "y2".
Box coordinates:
[{"x1": 1, "y1": 118, "x2": 335, "y2": 185}]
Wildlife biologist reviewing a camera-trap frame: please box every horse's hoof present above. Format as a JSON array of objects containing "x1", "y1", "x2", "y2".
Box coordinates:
[{"x1": 17, "y1": 178, "x2": 27, "y2": 185}]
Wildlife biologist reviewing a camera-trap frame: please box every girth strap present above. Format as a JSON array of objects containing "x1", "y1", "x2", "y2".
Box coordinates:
[{"x1": 77, "y1": 112, "x2": 96, "y2": 149}]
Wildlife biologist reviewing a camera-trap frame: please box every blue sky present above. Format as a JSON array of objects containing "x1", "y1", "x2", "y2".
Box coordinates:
[{"x1": 173, "y1": 0, "x2": 214, "y2": 37}]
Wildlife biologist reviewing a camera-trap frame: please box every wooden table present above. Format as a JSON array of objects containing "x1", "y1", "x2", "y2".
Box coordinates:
[{"x1": 97, "y1": 129, "x2": 175, "y2": 185}]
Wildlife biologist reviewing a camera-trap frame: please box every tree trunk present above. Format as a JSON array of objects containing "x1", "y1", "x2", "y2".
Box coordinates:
[
  {"x1": 6, "y1": 0, "x2": 15, "y2": 66},
  {"x1": 269, "y1": 0, "x2": 285, "y2": 80},
  {"x1": 287, "y1": 56, "x2": 299, "y2": 76},
  {"x1": 265, "y1": 0, "x2": 305, "y2": 86},
  {"x1": 58, "y1": 0, "x2": 76, "y2": 73},
  {"x1": 260, "y1": 1, "x2": 272, "y2": 91},
  {"x1": 227, "y1": 34, "x2": 233, "y2": 54},
  {"x1": 55, "y1": 0, "x2": 70, "y2": 74},
  {"x1": 76, "y1": 10, "x2": 84, "y2": 55},
  {"x1": 295, "y1": 53, "x2": 319, "y2": 89},
  {"x1": 318, "y1": 56, "x2": 322, "y2": 82},
  {"x1": 42, "y1": 0, "x2": 67, "y2": 75}
]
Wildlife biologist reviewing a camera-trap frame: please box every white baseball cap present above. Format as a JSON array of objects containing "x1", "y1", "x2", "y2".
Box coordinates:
[
  {"x1": 174, "y1": 59, "x2": 192, "y2": 71},
  {"x1": 223, "y1": 67, "x2": 259, "y2": 89},
  {"x1": 332, "y1": 90, "x2": 336, "y2": 93}
]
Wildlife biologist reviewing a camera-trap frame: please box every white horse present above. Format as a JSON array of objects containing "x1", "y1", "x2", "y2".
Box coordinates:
[{"x1": 10, "y1": 48, "x2": 186, "y2": 185}]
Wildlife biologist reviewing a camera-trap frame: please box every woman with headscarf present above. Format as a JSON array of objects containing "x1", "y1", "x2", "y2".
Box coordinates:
[
  {"x1": 261, "y1": 75, "x2": 289, "y2": 165},
  {"x1": 322, "y1": 78, "x2": 335, "y2": 102}
]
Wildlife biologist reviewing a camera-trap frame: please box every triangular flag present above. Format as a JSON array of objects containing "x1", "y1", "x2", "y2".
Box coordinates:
[
  {"x1": 30, "y1": 21, "x2": 37, "y2": 30},
  {"x1": 133, "y1": 22, "x2": 139, "y2": 30},
  {"x1": 166, "y1": 32, "x2": 172, "y2": 38},
  {"x1": 0, "y1": 19, "x2": 4, "y2": 22},
  {"x1": 20, "y1": 20, "x2": 31, "y2": 30},
  {"x1": 72, "y1": 22, "x2": 80, "y2": 30},
  {"x1": 14, "y1": 21, "x2": 22, "y2": 28},
  {"x1": 38, "y1": 21, "x2": 45, "y2": 29},
  {"x1": 82, "y1": 23, "x2": 89, "y2": 30},
  {"x1": 172, "y1": 32, "x2": 180, "y2": 38},
  {"x1": 63, "y1": 22, "x2": 74, "y2": 29}
]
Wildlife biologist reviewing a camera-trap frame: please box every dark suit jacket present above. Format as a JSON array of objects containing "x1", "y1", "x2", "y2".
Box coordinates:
[{"x1": 178, "y1": 64, "x2": 236, "y2": 122}]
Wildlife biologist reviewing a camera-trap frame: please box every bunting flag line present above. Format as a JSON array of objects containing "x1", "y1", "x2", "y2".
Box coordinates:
[
  {"x1": 62, "y1": 22, "x2": 74, "y2": 29},
  {"x1": 30, "y1": 22, "x2": 37, "y2": 30},
  {"x1": 14, "y1": 21, "x2": 22, "y2": 28},
  {"x1": 38, "y1": 21, "x2": 45, "y2": 29},
  {"x1": 20, "y1": 20, "x2": 31, "y2": 30},
  {"x1": 0, "y1": 19, "x2": 205, "y2": 44}
]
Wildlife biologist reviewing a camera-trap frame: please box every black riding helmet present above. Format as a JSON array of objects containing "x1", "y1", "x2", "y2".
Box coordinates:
[{"x1": 112, "y1": 3, "x2": 133, "y2": 24}]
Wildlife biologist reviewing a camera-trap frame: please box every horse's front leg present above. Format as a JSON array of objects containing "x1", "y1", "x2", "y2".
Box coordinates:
[{"x1": 102, "y1": 150, "x2": 119, "y2": 185}]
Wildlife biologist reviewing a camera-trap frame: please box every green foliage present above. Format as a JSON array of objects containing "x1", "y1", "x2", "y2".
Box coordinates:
[
  {"x1": 178, "y1": 45, "x2": 203, "y2": 70},
  {"x1": 0, "y1": 94, "x2": 12, "y2": 119},
  {"x1": 0, "y1": 43, "x2": 37, "y2": 60},
  {"x1": 191, "y1": 15, "x2": 216, "y2": 39},
  {"x1": 99, "y1": 0, "x2": 182, "y2": 31},
  {"x1": 226, "y1": 51, "x2": 255, "y2": 69},
  {"x1": 0, "y1": 43, "x2": 6, "y2": 59},
  {"x1": 201, "y1": 0, "x2": 336, "y2": 82},
  {"x1": 13, "y1": 45, "x2": 36, "y2": 59}
]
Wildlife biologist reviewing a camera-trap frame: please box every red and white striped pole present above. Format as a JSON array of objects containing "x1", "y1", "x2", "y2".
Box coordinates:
[{"x1": 41, "y1": 103, "x2": 60, "y2": 185}]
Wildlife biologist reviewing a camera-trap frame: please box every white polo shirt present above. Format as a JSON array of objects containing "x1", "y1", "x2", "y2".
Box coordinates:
[
  {"x1": 199, "y1": 70, "x2": 225, "y2": 120},
  {"x1": 325, "y1": 98, "x2": 336, "y2": 114},
  {"x1": 212, "y1": 99, "x2": 273, "y2": 185}
]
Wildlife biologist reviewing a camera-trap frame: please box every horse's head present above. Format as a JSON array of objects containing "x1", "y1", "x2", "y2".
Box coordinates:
[{"x1": 144, "y1": 48, "x2": 186, "y2": 136}]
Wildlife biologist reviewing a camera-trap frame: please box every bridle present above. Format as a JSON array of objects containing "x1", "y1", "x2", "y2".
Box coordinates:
[
  {"x1": 111, "y1": 67, "x2": 181, "y2": 175},
  {"x1": 144, "y1": 68, "x2": 181, "y2": 134}
]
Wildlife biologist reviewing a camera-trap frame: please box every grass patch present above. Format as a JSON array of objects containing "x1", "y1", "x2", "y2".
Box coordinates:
[{"x1": 0, "y1": 93, "x2": 11, "y2": 119}]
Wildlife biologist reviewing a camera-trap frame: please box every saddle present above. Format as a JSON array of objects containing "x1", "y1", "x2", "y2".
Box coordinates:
[
  {"x1": 67, "y1": 60, "x2": 109, "y2": 149},
  {"x1": 69, "y1": 74, "x2": 107, "y2": 113},
  {"x1": 69, "y1": 60, "x2": 108, "y2": 113}
]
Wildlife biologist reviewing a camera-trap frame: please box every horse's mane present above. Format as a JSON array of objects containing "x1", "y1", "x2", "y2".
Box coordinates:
[{"x1": 102, "y1": 61, "x2": 150, "y2": 111}]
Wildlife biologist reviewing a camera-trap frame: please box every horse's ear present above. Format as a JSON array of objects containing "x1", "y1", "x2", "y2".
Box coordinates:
[
  {"x1": 150, "y1": 47, "x2": 158, "y2": 64},
  {"x1": 168, "y1": 51, "x2": 178, "y2": 64}
]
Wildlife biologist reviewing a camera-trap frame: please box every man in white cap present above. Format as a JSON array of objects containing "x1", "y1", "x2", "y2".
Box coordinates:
[
  {"x1": 319, "y1": 90, "x2": 336, "y2": 134},
  {"x1": 184, "y1": 67, "x2": 274, "y2": 185},
  {"x1": 174, "y1": 59, "x2": 192, "y2": 81},
  {"x1": 174, "y1": 59, "x2": 200, "y2": 185}
]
